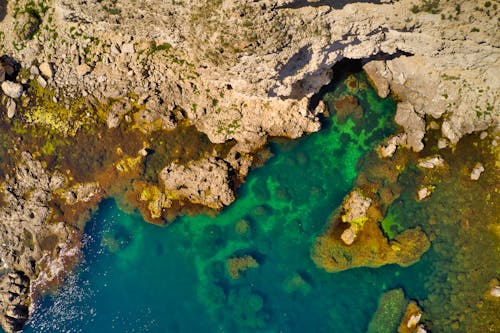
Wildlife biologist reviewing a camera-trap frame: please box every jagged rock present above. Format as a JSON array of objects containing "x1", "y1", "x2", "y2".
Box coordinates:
[
  {"x1": 0, "y1": 272, "x2": 30, "y2": 333},
  {"x1": 394, "y1": 102, "x2": 425, "y2": 152},
  {"x1": 62, "y1": 182, "x2": 101, "y2": 204},
  {"x1": 1, "y1": 81, "x2": 23, "y2": 99},
  {"x1": 160, "y1": 157, "x2": 235, "y2": 209},
  {"x1": 341, "y1": 190, "x2": 372, "y2": 223},
  {"x1": 0, "y1": 152, "x2": 77, "y2": 333},
  {"x1": 339, "y1": 190, "x2": 372, "y2": 245},
  {"x1": 470, "y1": 163, "x2": 484, "y2": 180},
  {"x1": 377, "y1": 133, "x2": 407, "y2": 158}
]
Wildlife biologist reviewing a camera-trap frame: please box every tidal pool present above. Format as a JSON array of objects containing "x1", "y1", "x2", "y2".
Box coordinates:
[{"x1": 23, "y1": 71, "x2": 444, "y2": 332}]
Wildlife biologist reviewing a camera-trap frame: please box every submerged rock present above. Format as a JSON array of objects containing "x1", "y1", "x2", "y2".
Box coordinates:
[
  {"x1": 367, "y1": 289, "x2": 408, "y2": 333},
  {"x1": 226, "y1": 255, "x2": 259, "y2": 279}
]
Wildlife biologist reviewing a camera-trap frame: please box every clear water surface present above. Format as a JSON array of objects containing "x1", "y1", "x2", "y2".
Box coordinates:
[{"x1": 24, "y1": 72, "x2": 431, "y2": 332}]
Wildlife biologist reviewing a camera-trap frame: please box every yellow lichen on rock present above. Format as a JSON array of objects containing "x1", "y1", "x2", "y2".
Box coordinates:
[{"x1": 139, "y1": 184, "x2": 172, "y2": 219}]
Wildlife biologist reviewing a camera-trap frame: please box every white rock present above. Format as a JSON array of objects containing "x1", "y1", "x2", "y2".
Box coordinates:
[
  {"x1": 377, "y1": 134, "x2": 406, "y2": 158},
  {"x1": 417, "y1": 187, "x2": 432, "y2": 201},
  {"x1": 6, "y1": 98, "x2": 16, "y2": 118},
  {"x1": 418, "y1": 156, "x2": 445, "y2": 169},
  {"x1": 37, "y1": 76, "x2": 47, "y2": 88},
  {"x1": 121, "y1": 43, "x2": 135, "y2": 54},
  {"x1": 1, "y1": 81, "x2": 23, "y2": 99},
  {"x1": 110, "y1": 44, "x2": 120, "y2": 54},
  {"x1": 490, "y1": 286, "x2": 500, "y2": 297},
  {"x1": 470, "y1": 163, "x2": 484, "y2": 180},
  {"x1": 39, "y1": 62, "x2": 54, "y2": 79},
  {"x1": 341, "y1": 226, "x2": 357, "y2": 245},
  {"x1": 437, "y1": 138, "x2": 448, "y2": 149},
  {"x1": 480, "y1": 131, "x2": 488, "y2": 140},
  {"x1": 407, "y1": 313, "x2": 422, "y2": 328},
  {"x1": 29, "y1": 66, "x2": 40, "y2": 76}
]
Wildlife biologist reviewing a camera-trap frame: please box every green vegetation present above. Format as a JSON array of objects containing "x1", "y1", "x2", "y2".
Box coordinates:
[
  {"x1": 411, "y1": 0, "x2": 441, "y2": 14},
  {"x1": 367, "y1": 289, "x2": 408, "y2": 333}
]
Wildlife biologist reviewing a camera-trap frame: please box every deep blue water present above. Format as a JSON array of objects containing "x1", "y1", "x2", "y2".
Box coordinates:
[{"x1": 24, "y1": 72, "x2": 431, "y2": 332}]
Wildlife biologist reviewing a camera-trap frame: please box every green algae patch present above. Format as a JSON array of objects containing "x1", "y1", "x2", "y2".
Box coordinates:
[{"x1": 367, "y1": 289, "x2": 408, "y2": 333}]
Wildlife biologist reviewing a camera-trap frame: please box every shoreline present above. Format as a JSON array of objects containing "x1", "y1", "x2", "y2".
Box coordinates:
[{"x1": 0, "y1": 0, "x2": 499, "y2": 331}]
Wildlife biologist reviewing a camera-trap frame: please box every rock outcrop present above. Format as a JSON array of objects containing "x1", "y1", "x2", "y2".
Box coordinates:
[
  {"x1": 160, "y1": 157, "x2": 236, "y2": 210},
  {"x1": 0, "y1": 153, "x2": 78, "y2": 332},
  {"x1": 0, "y1": 0, "x2": 498, "y2": 331}
]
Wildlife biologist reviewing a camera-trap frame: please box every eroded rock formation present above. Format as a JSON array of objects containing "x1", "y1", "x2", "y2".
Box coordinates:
[{"x1": 0, "y1": 0, "x2": 498, "y2": 331}]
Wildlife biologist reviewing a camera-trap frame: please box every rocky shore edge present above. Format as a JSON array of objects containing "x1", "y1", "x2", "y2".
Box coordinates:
[{"x1": 0, "y1": 0, "x2": 499, "y2": 331}]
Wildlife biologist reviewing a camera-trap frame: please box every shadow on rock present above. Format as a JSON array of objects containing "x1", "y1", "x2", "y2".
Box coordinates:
[
  {"x1": 0, "y1": 1, "x2": 6, "y2": 22},
  {"x1": 278, "y1": 0, "x2": 386, "y2": 10}
]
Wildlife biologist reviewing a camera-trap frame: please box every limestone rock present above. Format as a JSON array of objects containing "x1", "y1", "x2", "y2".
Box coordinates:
[
  {"x1": 0, "y1": 153, "x2": 74, "y2": 332},
  {"x1": 62, "y1": 182, "x2": 101, "y2": 204},
  {"x1": 121, "y1": 43, "x2": 135, "y2": 54},
  {"x1": 470, "y1": 163, "x2": 484, "y2": 180},
  {"x1": 340, "y1": 226, "x2": 357, "y2": 246},
  {"x1": 417, "y1": 186, "x2": 433, "y2": 201},
  {"x1": 418, "y1": 156, "x2": 445, "y2": 169},
  {"x1": 0, "y1": 272, "x2": 30, "y2": 333},
  {"x1": 339, "y1": 190, "x2": 372, "y2": 245},
  {"x1": 6, "y1": 98, "x2": 16, "y2": 118},
  {"x1": 341, "y1": 190, "x2": 372, "y2": 223},
  {"x1": 39, "y1": 62, "x2": 54, "y2": 79},
  {"x1": 437, "y1": 138, "x2": 448, "y2": 149},
  {"x1": 394, "y1": 102, "x2": 425, "y2": 152},
  {"x1": 490, "y1": 286, "x2": 500, "y2": 298},
  {"x1": 377, "y1": 133, "x2": 407, "y2": 158},
  {"x1": 1, "y1": 81, "x2": 23, "y2": 99},
  {"x1": 76, "y1": 63, "x2": 91, "y2": 77},
  {"x1": 160, "y1": 157, "x2": 236, "y2": 209}
]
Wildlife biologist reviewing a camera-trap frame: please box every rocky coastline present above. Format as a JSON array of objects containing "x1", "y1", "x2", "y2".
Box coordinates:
[{"x1": 0, "y1": 0, "x2": 498, "y2": 331}]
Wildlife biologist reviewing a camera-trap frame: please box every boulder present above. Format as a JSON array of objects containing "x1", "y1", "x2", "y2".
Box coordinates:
[
  {"x1": 470, "y1": 163, "x2": 484, "y2": 181},
  {"x1": 6, "y1": 98, "x2": 16, "y2": 118},
  {"x1": 1, "y1": 81, "x2": 23, "y2": 99},
  {"x1": 39, "y1": 62, "x2": 54, "y2": 79}
]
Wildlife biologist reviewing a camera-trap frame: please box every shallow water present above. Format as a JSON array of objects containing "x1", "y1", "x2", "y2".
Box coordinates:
[{"x1": 24, "y1": 72, "x2": 434, "y2": 332}]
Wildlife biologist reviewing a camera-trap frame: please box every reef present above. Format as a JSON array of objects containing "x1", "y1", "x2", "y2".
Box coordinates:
[{"x1": 0, "y1": 0, "x2": 498, "y2": 331}]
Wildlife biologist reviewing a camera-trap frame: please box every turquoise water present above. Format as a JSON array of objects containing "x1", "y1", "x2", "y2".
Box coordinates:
[{"x1": 24, "y1": 72, "x2": 430, "y2": 332}]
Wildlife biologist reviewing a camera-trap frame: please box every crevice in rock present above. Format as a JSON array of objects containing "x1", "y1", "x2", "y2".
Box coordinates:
[
  {"x1": 308, "y1": 51, "x2": 414, "y2": 111},
  {"x1": 0, "y1": 0, "x2": 6, "y2": 22},
  {"x1": 277, "y1": 0, "x2": 389, "y2": 10},
  {"x1": 308, "y1": 58, "x2": 363, "y2": 111}
]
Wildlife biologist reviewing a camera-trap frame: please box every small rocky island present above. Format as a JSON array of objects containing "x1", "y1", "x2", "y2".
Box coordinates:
[{"x1": 0, "y1": 0, "x2": 498, "y2": 332}]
